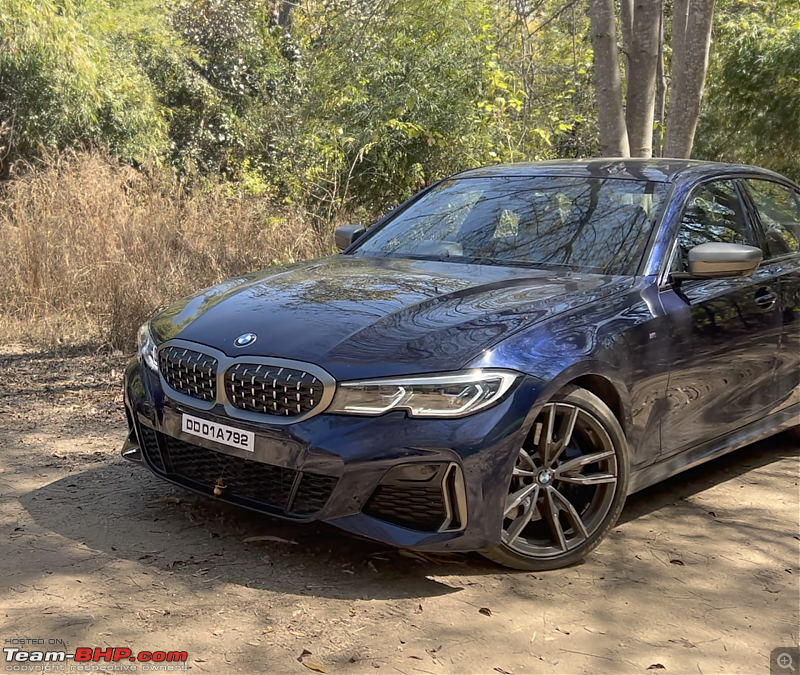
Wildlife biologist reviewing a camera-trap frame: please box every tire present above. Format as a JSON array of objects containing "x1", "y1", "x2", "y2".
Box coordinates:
[{"x1": 482, "y1": 386, "x2": 630, "y2": 571}]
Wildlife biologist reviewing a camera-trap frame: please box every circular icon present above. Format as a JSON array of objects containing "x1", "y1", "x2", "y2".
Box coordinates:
[
  {"x1": 778, "y1": 653, "x2": 795, "y2": 671},
  {"x1": 234, "y1": 332, "x2": 257, "y2": 348}
]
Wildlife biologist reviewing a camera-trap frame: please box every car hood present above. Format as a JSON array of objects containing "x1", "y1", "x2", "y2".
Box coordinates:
[{"x1": 151, "y1": 255, "x2": 631, "y2": 380}]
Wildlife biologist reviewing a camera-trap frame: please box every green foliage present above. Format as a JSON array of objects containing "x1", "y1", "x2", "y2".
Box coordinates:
[
  {"x1": 3, "y1": 0, "x2": 794, "y2": 219},
  {"x1": 167, "y1": 0, "x2": 290, "y2": 178},
  {"x1": 0, "y1": 0, "x2": 175, "y2": 168},
  {"x1": 286, "y1": 0, "x2": 530, "y2": 213},
  {"x1": 695, "y1": 1, "x2": 800, "y2": 181}
]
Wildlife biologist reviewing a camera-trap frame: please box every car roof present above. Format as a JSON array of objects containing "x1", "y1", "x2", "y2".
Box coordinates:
[{"x1": 453, "y1": 158, "x2": 795, "y2": 186}]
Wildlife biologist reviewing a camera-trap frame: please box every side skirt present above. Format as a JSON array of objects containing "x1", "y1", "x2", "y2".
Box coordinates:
[{"x1": 628, "y1": 402, "x2": 799, "y2": 494}]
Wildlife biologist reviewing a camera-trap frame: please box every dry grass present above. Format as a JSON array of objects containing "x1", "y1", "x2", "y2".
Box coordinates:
[{"x1": 0, "y1": 151, "x2": 334, "y2": 349}]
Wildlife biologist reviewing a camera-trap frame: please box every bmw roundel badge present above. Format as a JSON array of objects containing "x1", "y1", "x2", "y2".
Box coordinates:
[{"x1": 234, "y1": 332, "x2": 257, "y2": 348}]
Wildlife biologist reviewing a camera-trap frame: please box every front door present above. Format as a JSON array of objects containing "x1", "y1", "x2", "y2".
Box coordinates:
[{"x1": 658, "y1": 179, "x2": 782, "y2": 458}]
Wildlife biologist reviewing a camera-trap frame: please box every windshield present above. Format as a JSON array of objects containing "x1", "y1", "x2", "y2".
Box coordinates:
[{"x1": 351, "y1": 176, "x2": 667, "y2": 275}]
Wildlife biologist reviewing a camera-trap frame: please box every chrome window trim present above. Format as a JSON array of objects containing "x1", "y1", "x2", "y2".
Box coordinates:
[
  {"x1": 157, "y1": 338, "x2": 337, "y2": 425},
  {"x1": 638, "y1": 180, "x2": 677, "y2": 278}
]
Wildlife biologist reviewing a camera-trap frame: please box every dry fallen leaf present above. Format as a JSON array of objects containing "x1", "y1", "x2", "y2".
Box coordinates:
[
  {"x1": 150, "y1": 497, "x2": 181, "y2": 505},
  {"x1": 398, "y1": 550, "x2": 429, "y2": 561},
  {"x1": 584, "y1": 626, "x2": 606, "y2": 635},
  {"x1": 414, "y1": 604, "x2": 423, "y2": 614},
  {"x1": 301, "y1": 662, "x2": 326, "y2": 673},
  {"x1": 556, "y1": 626, "x2": 570, "y2": 635},
  {"x1": 647, "y1": 664, "x2": 666, "y2": 670},
  {"x1": 494, "y1": 668, "x2": 513, "y2": 674},
  {"x1": 409, "y1": 655, "x2": 424, "y2": 660},
  {"x1": 299, "y1": 649, "x2": 313, "y2": 659},
  {"x1": 243, "y1": 535, "x2": 298, "y2": 545},
  {"x1": 669, "y1": 553, "x2": 684, "y2": 565},
  {"x1": 479, "y1": 607, "x2": 493, "y2": 616}
]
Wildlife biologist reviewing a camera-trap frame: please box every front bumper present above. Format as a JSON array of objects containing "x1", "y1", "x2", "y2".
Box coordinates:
[{"x1": 122, "y1": 357, "x2": 542, "y2": 552}]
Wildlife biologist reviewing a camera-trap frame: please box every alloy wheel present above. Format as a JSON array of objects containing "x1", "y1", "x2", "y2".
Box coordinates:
[{"x1": 500, "y1": 400, "x2": 620, "y2": 560}]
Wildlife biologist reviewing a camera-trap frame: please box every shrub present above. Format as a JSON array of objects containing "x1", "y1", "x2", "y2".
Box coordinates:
[{"x1": 0, "y1": 151, "x2": 333, "y2": 348}]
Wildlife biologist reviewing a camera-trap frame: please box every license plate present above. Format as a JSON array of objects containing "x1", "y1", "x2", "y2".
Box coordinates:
[{"x1": 181, "y1": 414, "x2": 254, "y2": 452}]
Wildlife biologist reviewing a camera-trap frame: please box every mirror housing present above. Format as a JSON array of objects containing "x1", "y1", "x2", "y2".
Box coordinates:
[
  {"x1": 686, "y1": 242, "x2": 763, "y2": 278},
  {"x1": 335, "y1": 224, "x2": 366, "y2": 251},
  {"x1": 672, "y1": 242, "x2": 763, "y2": 285}
]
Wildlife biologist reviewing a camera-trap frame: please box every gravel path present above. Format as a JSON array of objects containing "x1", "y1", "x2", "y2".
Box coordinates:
[{"x1": 1, "y1": 344, "x2": 797, "y2": 674}]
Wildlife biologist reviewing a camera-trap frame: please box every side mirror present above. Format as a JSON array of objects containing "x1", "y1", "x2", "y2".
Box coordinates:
[
  {"x1": 685, "y1": 242, "x2": 763, "y2": 279},
  {"x1": 334, "y1": 224, "x2": 366, "y2": 251}
]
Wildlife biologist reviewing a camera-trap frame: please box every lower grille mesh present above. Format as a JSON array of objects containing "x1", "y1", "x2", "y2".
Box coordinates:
[
  {"x1": 135, "y1": 423, "x2": 336, "y2": 517},
  {"x1": 137, "y1": 424, "x2": 164, "y2": 472},
  {"x1": 292, "y1": 473, "x2": 339, "y2": 515},
  {"x1": 363, "y1": 485, "x2": 446, "y2": 532},
  {"x1": 164, "y1": 435, "x2": 297, "y2": 510}
]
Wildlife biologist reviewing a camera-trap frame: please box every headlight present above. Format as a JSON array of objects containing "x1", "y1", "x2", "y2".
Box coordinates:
[
  {"x1": 137, "y1": 322, "x2": 159, "y2": 372},
  {"x1": 328, "y1": 369, "x2": 520, "y2": 418}
]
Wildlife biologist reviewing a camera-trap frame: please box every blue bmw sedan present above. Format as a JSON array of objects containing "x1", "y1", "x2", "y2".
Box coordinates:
[{"x1": 122, "y1": 159, "x2": 800, "y2": 570}]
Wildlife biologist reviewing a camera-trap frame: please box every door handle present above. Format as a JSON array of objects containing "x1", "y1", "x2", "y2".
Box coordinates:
[{"x1": 754, "y1": 288, "x2": 778, "y2": 309}]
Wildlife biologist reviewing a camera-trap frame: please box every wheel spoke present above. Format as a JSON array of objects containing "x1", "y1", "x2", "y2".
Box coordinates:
[
  {"x1": 549, "y1": 487, "x2": 589, "y2": 539},
  {"x1": 536, "y1": 404, "x2": 557, "y2": 466},
  {"x1": 555, "y1": 449, "x2": 614, "y2": 477},
  {"x1": 504, "y1": 483, "x2": 538, "y2": 517},
  {"x1": 518, "y1": 447, "x2": 537, "y2": 471},
  {"x1": 558, "y1": 472, "x2": 617, "y2": 485},
  {"x1": 545, "y1": 405, "x2": 579, "y2": 468},
  {"x1": 542, "y1": 487, "x2": 568, "y2": 551},
  {"x1": 505, "y1": 485, "x2": 539, "y2": 545}
]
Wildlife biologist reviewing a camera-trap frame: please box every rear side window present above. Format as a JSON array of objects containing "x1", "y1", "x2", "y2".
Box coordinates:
[{"x1": 745, "y1": 179, "x2": 800, "y2": 258}]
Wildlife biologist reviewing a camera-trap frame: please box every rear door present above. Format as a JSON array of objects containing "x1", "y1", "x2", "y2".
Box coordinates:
[
  {"x1": 657, "y1": 178, "x2": 783, "y2": 458},
  {"x1": 741, "y1": 178, "x2": 800, "y2": 412}
]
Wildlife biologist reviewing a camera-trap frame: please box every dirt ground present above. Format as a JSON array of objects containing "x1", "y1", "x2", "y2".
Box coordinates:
[{"x1": 1, "y1": 344, "x2": 798, "y2": 675}]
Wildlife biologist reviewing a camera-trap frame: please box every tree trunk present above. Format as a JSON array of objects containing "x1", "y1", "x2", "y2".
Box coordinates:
[
  {"x1": 653, "y1": 4, "x2": 667, "y2": 156},
  {"x1": 664, "y1": 0, "x2": 715, "y2": 158},
  {"x1": 619, "y1": 0, "x2": 634, "y2": 81},
  {"x1": 589, "y1": 0, "x2": 630, "y2": 156},
  {"x1": 272, "y1": 1, "x2": 294, "y2": 27},
  {"x1": 671, "y1": 0, "x2": 689, "y2": 72},
  {"x1": 625, "y1": 0, "x2": 662, "y2": 157}
]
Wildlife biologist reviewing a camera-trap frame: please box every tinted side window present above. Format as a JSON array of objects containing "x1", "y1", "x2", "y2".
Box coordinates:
[
  {"x1": 672, "y1": 180, "x2": 758, "y2": 273},
  {"x1": 745, "y1": 179, "x2": 800, "y2": 258}
]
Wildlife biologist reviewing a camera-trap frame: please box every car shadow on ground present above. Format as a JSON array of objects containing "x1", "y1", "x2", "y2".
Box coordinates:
[
  {"x1": 620, "y1": 431, "x2": 799, "y2": 525},
  {"x1": 16, "y1": 432, "x2": 798, "y2": 602}
]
